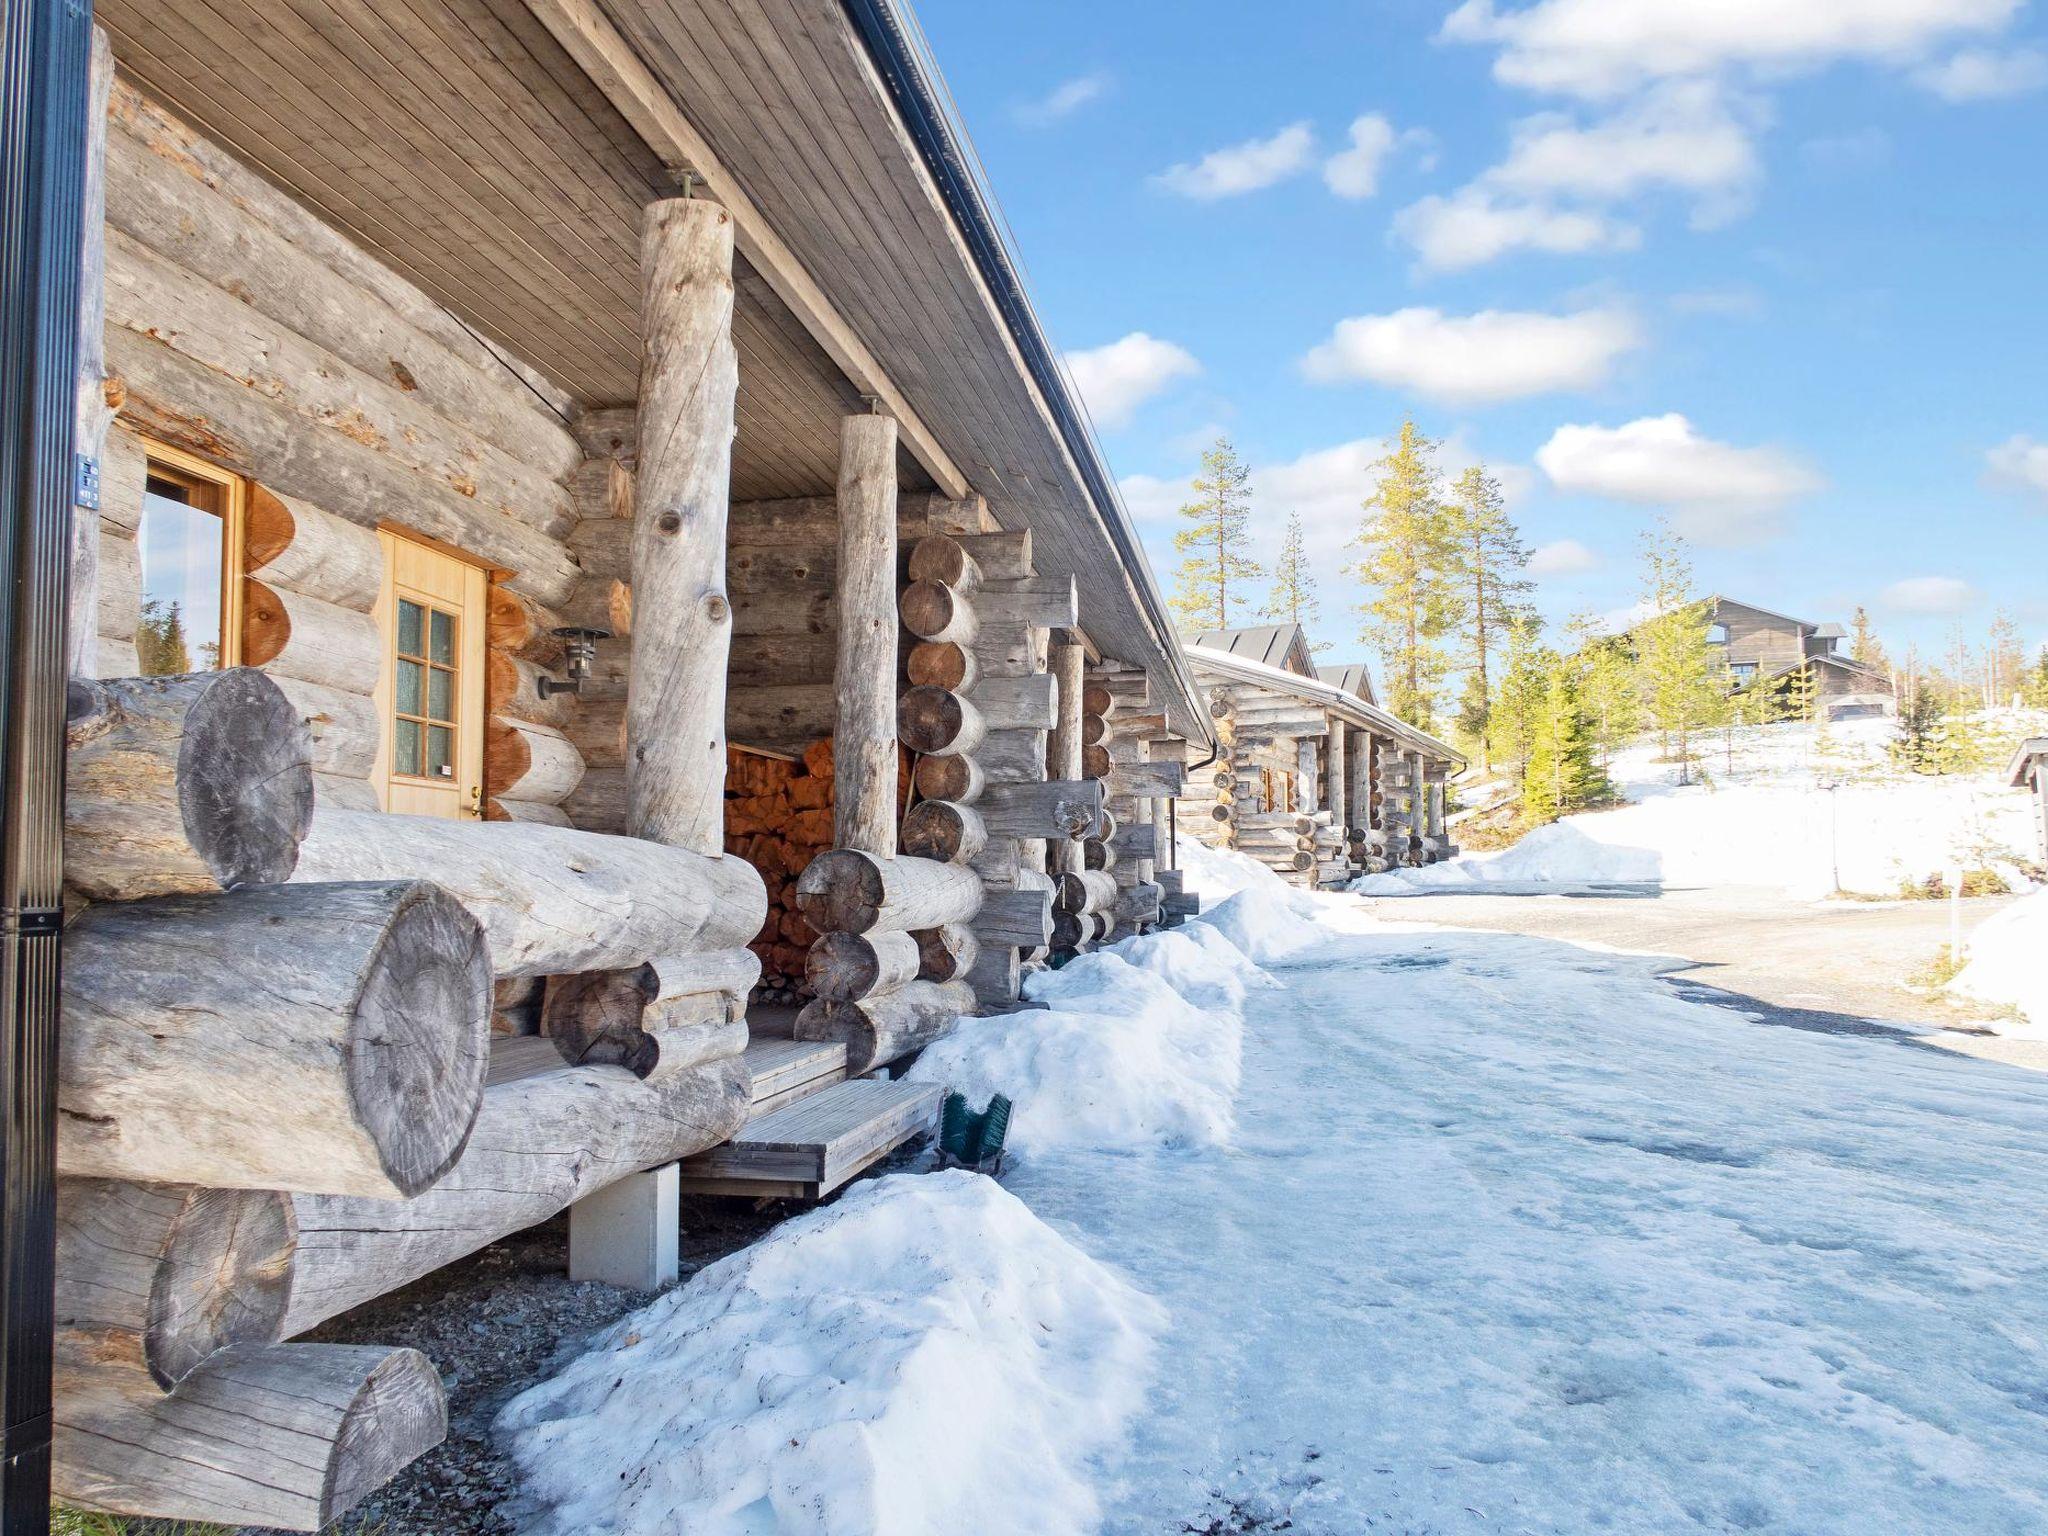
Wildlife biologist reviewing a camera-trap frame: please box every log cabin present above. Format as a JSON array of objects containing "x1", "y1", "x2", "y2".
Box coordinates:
[
  {"x1": 1705, "y1": 598, "x2": 1895, "y2": 720},
  {"x1": 1179, "y1": 626, "x2": 1463, "y2": 886},
  {"x1": 39, "y1": 0, "x2": 1211, "y2": 1521},
  {"x1": 2010, "y1": 738, "x2": 2048, "y2": 869}
]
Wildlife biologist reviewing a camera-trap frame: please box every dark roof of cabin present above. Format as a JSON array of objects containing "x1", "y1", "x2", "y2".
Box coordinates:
[
  {"x1": 1812, "y1": 623, "x2": 1847, "y2": 640},
  {"x1": 1316, "y1": 662, "x2": 1379, "y2": 707},
  {"x1": 1709, "y1": 596, "x2": 1818, "y2": 633},
  {"x1": 1187, "y1": 623, "x2": 1314, "y2": 676}
]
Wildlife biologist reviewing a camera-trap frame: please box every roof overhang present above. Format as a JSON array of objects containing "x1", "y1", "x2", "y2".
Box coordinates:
[
  {"x1": 1187, "y1": 645, "x2": 1465, "y2": 768},
  {"x1": 2009, "y1": 737, "x2": 2048, "y2": 788}
]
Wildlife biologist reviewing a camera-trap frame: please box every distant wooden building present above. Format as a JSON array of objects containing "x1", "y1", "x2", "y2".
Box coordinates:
[
  {"x1": 1177, "y1": 627, "x2": 1463, "y2": 886},
  {"x1": 41, "y1": 1, "x2": 1207, "y2": 1522},
  {"x1": 2010, "y1": 738, "x2": 2048, "y2": 867},
  {"x1": 1707, "y1": 598, "x2": 1894, "y2": 719}
]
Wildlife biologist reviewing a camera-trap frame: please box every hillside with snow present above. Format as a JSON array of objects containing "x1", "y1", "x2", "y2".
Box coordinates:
[{"x1": 1358, "y1": 712, "x2": 2047, "y2": 901}]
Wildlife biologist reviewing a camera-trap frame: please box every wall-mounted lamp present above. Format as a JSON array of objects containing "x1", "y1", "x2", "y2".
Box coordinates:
[{"x1": 539, "y1": 625, "x2": 612, "y2": 699}]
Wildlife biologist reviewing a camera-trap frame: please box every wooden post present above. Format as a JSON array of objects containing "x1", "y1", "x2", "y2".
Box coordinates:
[
  {"x1": 69, "y1": 27, "x2": 113, "y2": 679},
  {"x1": 627, "y1": 197, "x2": 737, "y2": 855},
  {"x1": 1047, "y1": 637, "x2": 1085, "y2": 874},
  {"x1": 1326, "y1": 720, "x2": 1347, "y2": 835},
  {"x1": 834, "y1": 412, "x2": 900, "y2": 854}
]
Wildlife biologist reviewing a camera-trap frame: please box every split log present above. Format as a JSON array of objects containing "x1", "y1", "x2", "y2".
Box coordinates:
[
  {"x1": 485, "y1": 718, "x2": 585, "y2": 806},
  {"x1": 806, "y1": 929, "x2": 921, "y2": 1003},
  {"x1": 907, "y1": 639, "x2": 978, "y2": 692},
  {"x1": 795, "y1": 979, "x2": 976, "y2": 1075},
  {"x1": 242, "y1": 486, "x2": 382, "y2": 611},
  {"x1": 978, "y1": 778, "x2": 1104, "y2": 840},
  {"x1": 281, "y1": 1059, "x2": 750, "y2": 1336},
  {"x1": 53, "y1": 1341, "x2": 445, "y2": 1532},
  {"x1": 796, "y1": 850, "x2": 982, "y2": 935},
  {"x1": 899, "y1": 686, "x2": 988, "y2": 757},
  {"x1": 540, "y1": 947, "x2": 757, "y2": 1076},
  {"x1": 628, "y1": 197, "x2": 737, "y2": 853},
  {"x1": 293, "y1": 808, "x2": 766, "y2": 976},
  {"x1": 831, "y1": 411, "x2": 900, "y2": 853},
  {"x1": 913, "y1": 923, "x2": 979, "y2": 983},
  {"x1": 1055, "y1": 868, "x2": 1119, "y2": 915},
  {"x1": 56, "y1": 1178, "x2": 295, "y2": 1391},
  {"x1": 975, "y1": 885, "x2": 1053, "y2": 947},
  {"x1": 61, "y1": 881, "x2": 490, "y2": 1198},
  {"x1": 913, "y1": 752, "x2": 984, "y2": 805},
  {"x1": 899, "y1": 579, "x2": 979, "y2": 645},
  {"x1": 240, "y1": 579, "x2": 382, "y2": 695},
  {"x1": 979, "y1": 574, "x2": 1077, "y2": 628},
  {"x1": 905, "y1": 534, "x2": 983, "y2": 593},
  {"x1": 901, "y1": 798, "x2": 989, "y2": 864},
  {"x1": 65, "y1": 670, "x2": 313, "y2": 901}
]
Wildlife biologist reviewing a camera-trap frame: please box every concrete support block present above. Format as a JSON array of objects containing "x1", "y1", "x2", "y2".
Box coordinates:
[{"x1": 568, "y1": 1163, "x2": 679, "y2": 1290}]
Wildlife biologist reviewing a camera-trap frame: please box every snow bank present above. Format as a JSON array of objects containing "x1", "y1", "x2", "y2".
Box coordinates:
[
  {"x1": 1175, "y1": 837, "x2": 1288, "y2": 900},
  {"x1": 500, "y1": 1172, "x2": 1165, "y2": 1536},
  {"x1": 1361, "y1": 715, "x2": 2042, "y2": 900},
  {"x1": 908, "y1": 925, "x2": 1266, "y2": 1155},
  {"x1": 1193, "y1": 885, "x2": 1332, "y2": 965},
  {"x1": 1949, "y1": 887, "x2": 2048, "y2": 1035}
]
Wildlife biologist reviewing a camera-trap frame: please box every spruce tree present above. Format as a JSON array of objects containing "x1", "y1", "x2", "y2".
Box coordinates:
[
  {"x1": 1849, "y1": 605, "x2": 1888, "y2": 674},
  {"x1": 1892, "y1": 671, "x2": 1948, "y2": 774},
  {"x1": 1353, "y1": 420, "x2": 1462, "y2": 731},
  {"x1": 1446, "y1": 464, "x2": 1529, "y2": 769},
  {"x1": 1988, "y1": 610, "x2": 2025, "y2": 707},
  {"x1": 1632, "y1": 523, "x2": 1722, "y2": 784},
  {"x1": 1262, "y1": 512, "x2": 1326, "y2": 647},
  {"x1": 1170, "y1": 437, "x2": 1262, "y2": 633},
  {"x1": 1490, "y1": 615, "x2": 1549, "y2": 790},
  {"x1": 135, "y1": 598, "x2": 191, "y2": 677},
  {"x1": 2025, "y1": 646, "x2": 2048, "y2": 709},
  {"x1": 1564, "y1": 613, "x2": 1639, "y2": 768},
  {"x1": 1524, "y1": 654, "x2": 1609, "y2": 825}
]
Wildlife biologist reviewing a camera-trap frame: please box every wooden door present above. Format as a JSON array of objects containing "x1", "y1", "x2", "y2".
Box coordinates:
[{"x1": 375, "y1": 531, "x2": 486, "y2": 818}]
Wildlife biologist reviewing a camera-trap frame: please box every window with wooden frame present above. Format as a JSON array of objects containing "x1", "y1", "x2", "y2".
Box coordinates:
[
  {"x1": 375, "y1": 530, "x2": 487, "y2": 819},
  {"x1": 133, "y1": 440, "x2": 247, "y2": 674}
]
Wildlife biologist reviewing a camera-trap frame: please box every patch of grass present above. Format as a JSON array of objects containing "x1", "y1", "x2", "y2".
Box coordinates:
[
  {"x1": 52, "y1": 1512, "x2": 230, "y2": 1536},
  {"x1": 1909, "y1": 944, "x2": 1971, "y2": 990},
  {"x1": 1895, "y1": 867, "x2": 2012, "y2": 901}
]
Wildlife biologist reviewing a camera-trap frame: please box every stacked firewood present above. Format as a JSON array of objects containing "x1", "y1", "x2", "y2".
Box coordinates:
[{"x1": 723, "y1": 740, "x2": 912, "y2": 1005}]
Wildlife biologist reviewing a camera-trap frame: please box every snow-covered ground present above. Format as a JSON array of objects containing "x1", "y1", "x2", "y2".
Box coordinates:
[
  {"x1": 1950, "y1": 888, "x2": 2048, "y2": 1036},
  {"x1": 502, "y1": 875, "x2": 2048, "y2": 1535},
  {"x1": 1360, "y1": 712, "x2": 2045, "y2": 901}
]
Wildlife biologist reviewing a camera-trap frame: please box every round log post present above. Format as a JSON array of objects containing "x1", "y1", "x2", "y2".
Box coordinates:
[
  {"x1": 60, "y1": 881, "x2": 490, "y2": 1198},
  {"x1": 805, "y1": 929, "x2": 921, "y2": 1003},
  {"x1": 628, "y1": 197, "x2": 738, "y2": 854},
  {"x1": 65, "y1": 671, "x2": 314, "y2": 901},
  {"x1": 1047, "y1": 637, "x2": 1086, "y2": 875},
  {"x1": 1326, "y1": 716, "x2": 1348, "y2": 833},
  {"x1": 795, "y1": 850, "x2": 982, "y2": 935},
  {"x1": 832, "y1": 411, "x2": 900, "y2": 855}
]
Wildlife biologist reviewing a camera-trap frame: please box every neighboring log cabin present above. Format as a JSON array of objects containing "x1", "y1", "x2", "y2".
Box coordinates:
[
  {"x1": 1179, "y1": 626, "x2": 1464, "y2": 886},
  {"x1": 1705, "y1": 597, "x2": 1895, "y2": 720},
  {"x1": 53, "y1": 0, "x2": 1209, "y2": 1522}
]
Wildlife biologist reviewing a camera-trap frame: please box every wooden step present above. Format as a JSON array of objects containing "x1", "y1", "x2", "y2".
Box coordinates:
[
  {"x1": 742, "y1": 1034, "x2": 849, "y2": 1114},
  {"x1": 676, "y1": 1079, "x2": 943, "y2": 1200}
]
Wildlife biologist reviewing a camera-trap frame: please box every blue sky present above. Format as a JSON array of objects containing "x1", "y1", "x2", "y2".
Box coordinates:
[{"x1": 916, "y1": 0, "x2": 2048, "y2": 666}]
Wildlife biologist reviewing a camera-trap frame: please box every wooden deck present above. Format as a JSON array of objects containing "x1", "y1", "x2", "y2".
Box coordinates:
[{"x1": 677, "y1": 1077, "x2": 942, "y2": 1201}]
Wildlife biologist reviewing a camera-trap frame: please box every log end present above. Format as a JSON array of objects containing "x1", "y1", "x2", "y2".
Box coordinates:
[
  {"x1": 146, "y1": 1184, "x2": 296, "y2": 1389},
  {"x1": 325, "y1": 1346, "x2": 449, "y2": 1523}
]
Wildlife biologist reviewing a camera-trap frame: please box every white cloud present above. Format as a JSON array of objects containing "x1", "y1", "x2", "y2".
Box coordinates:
[
  {"x1": 1669, "y1": 287, "x2": 1764, "y2": 317},
  {"x1": 1915, "y1": 45, "x2": 2048, "y2": 97},
  {"x1": 1394, "y1": 186, "x2": 1639, "y2": 272},
  {"x1": 1015, "y1": 72, "x2": 1111, "y2": 127},
  {"x1": 1323, "y1": 114, "x2": 1398, "y2": 198},
  {"x1": 1489, "y1": 81, "x2": 1761, "y2": 220},
  {"x1": 1440, "y1": 0, "x2": 2019, "y2": 99},
  {"x1": 1986, "y1": 434, "x2": 2048, "y2": 501},
  {"x1": 1535, "y1": 413, "x2": 1821, "y2": 545},
  {"x1": 1529, "y1": 538, "x2": 1602, "y2": 576},
  {"x1": 1062, "y1": 333, "x2": 1200, "y2": 431},
  {"x1": 1301, "y1": 306, "x2": 1642, "y2": 404},
  {"x1": 1154, "y1": 122, "x2": 1316, "y2": 199},
  {"x1": 1883, "y1": 575, "x2": 1979, "y2": 614}
]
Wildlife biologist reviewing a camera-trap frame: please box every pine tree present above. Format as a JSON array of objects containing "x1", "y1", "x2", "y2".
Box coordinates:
[
  {"x1": 1849, "y1": 605, "x2": 1888, "y2": 674},
  {"x1": 1631, "y1": 523, "x2": 1723, "y2": 784},
  {"x1": 1489, "y1": 615, "x2": 1549, "y2": 790},
  {"x1": 1564, "y1": 613, "x2": 1638, "y2": 769},
  {"x1": 1353, "y1": 419, "x2": 1462, "y2": 732},
  {"x1": 1170, "y1": 437, "x2": 1263, "y2": 633},
  {"x1": 1446, "y1": 464, "x2": 1530, "y2": 771},
  {"x1": 1988, "y1": 610, "x2": 2025, "y2": 708},
  {"x1": 1785, "y1": 662, "x2": 1817, "y2": 723},
  {"x1": 1262, "y1": 512, "x2": 1326, "y2": 647},
  {"x1": 2025, "y1": 646, "x2": 2048, "y2": 709},
  {"x1": 135, "y1": 598, "x2": 191, "y2": 677},
  {"x1": 1524, "y1": 654, "x2": 1609, "y2": 825},
  {"x1": 1892, "y1": 671, "x2": 1948, "y2": 774}
]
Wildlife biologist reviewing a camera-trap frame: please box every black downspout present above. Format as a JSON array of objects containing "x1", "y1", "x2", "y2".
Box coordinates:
[{"x1": 0, "y1": 0, "x2": 90, "y2": 1527}]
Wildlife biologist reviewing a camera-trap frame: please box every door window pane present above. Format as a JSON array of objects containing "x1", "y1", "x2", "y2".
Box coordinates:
[
  {"x1": 395, "y1": 657, "x2": 423, "y2": 715},
  {"x1": 429, "y1": 609, "x2": 455, "y2": 665},
  {"x1": 394, "y1": 717, "x2": 422, "y2": 777},
  {"x1": 426, "y1": 725, "x2": 453, "y2": 779},
  {"x1": 135, "y1": 475, "x2": 225, "y2": 674},
  {"x1": 426, "y1": 666, "x2": 453, "y2": 723},
  {"x1": 397, "y1": 599, "x2": 424, "y2": 656}
]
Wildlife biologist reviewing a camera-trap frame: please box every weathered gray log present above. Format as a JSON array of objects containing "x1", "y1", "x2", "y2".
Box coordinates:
[
  {"x1": 905, "y1": 534, "x2": 983, "y2": 593},
  {"x1": 628, "y1": 197, "x2": 737, "y2": 854},
  {"x1": 727, "y1": 683, "x2": 838, "y2": 756},
  {"x1": 972, "y1": 621, "x2": 1048, "y2": 680},
  {"x1": 833, "y1": 411, "x2": 901, "y2": 854},
  {"x1": 269, "y1": 675, "x2": 379, "y2": 785},
  {"x1": 539, "y1": 947, "x2": 756, "y2": 1076},
  {"x1": 1115, "y1": 882, "x2": 1163, "y2": 927},
  {"x1": 899, "y1": 579, "x2": 979, "y2": 645},
  {"x1": 980, "y1": 575, "x2": 1078, "y2": 628},
  {"x1": 963, "y1": 941, "x2": 1022, "y2": 1011},
  {"x1": 486, "y1": 718, "x2": 586, "y2": 807},
  {"x1": 973, "y1": 673, "x2": 1059, "y2": 731},
  {"x1": 1113, "y1": 822, "x2": 1163, "y2": 861},
  {"x1": 976, "y1": 884, "x2": 1054, "y2": 948},
  {"x1": 1055, "y1": 868, "x2": 1119, "y2": 916},
  {"x1": 726, "y1": 632, "x2": 837, "y2": 689},
  {"x1": 806, "y1": 929, "x2": 921, "y2": 1003},
  {"x1": 292, "y1": 809, "x2": 766, "y2": 977},
  {"x1": 956, "y1": 530, "x2": 1032, "y2": 582},
  {"x1": 984, "y1": 727, "x2": 1052, "y2": 783},
  {"x1": 899, "y1": 685, "x2": 988, "y2": 757},
  {"x1": 62, "y1": 882, "x2": 489, "y2": 1198},
  {"x1": 56, "y1": 1178, "x2": 296, "y2": 1391},
  {"x1": 1082, "y1": 836, "x2": 1116, "y2": 873},
  {"x1": 282, "y1": 1058, "x2": 749, "y2": 1336},
  {"x1": 794, "y1": 979, "x2": 977, "y2": 1074},
  {"x1": 1107, "y1": 760, "x2": 1187, "y2": 798},
  {"x1": 796, "y1": 850, "x2": 982, "y2": 935},
  {"x1": 68, "y1": 28, "x2": 115, "y2": 679},
  {"x1": 913, "y1": 923, "x2": 979, "y2": 984},
  {"x1": 901, "y1": 799, "x2": 989, "y2": 864},
  {"x1": 65, "y1": 670, "x2": 314, "y2": 901},
  {"x1": 54, "y1": 1339, "x2": 445, "y2": 1531},
  {"x1": 243, "y1": 485, "x2": 384, "y2": 612},
  {"x1": 913, "y1": 751, "x2": 985, "y2": 804},
  {"x1": 978, "y1": 778, "x2": 1104, "y2": 840},
  {"x1": 906, "y1": 639, "x2": 978, "y2": 692}
]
